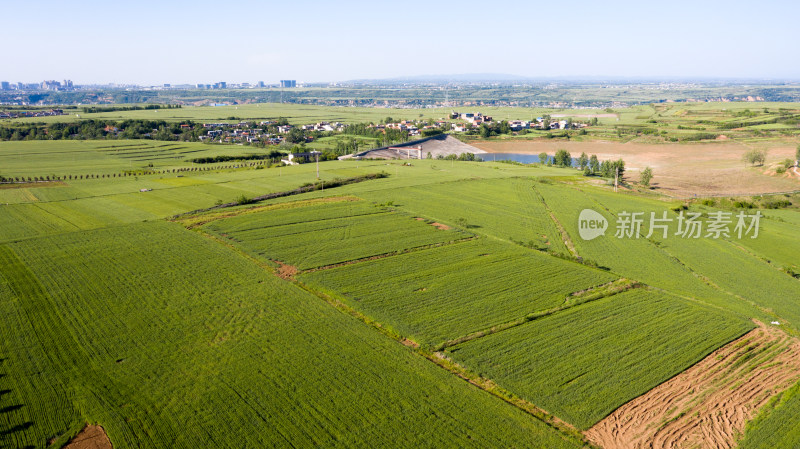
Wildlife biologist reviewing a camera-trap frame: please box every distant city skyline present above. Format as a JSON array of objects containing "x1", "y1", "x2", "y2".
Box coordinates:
[{"x1": 4, "y1": 0, "x2": 799, "y2": 85}]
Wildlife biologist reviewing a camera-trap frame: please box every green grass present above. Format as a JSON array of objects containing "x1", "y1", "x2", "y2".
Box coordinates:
[
  {"x1": 0, "y1": 140, "x2": 261, "y2": 178},
  {"x1": 203, "y1": 201, "x2": 470, "y2": 270},
  {"x1": 2, "y1": 140, "x2": 800, "y2": 448},
  {"x1": 739, "y1": 381, "x2": 800, "y2": 449},
  {"x1": 0, "y1": 221, "x2": 583, "y2": 449},
  {"x1": 581, "y1": 187, "x2": 800, "y2": 329},
  {"x1": 299, "y1": 238, "x2": 617, "y2": 347},
  {"x1": 446, "y1": 289, "x2": 754, "y2": 429},
  {"x1": 534, "y1": 182, "x2": 735, "y2": 302},
  {"x1": 359, "y1": 177, "x2": 570, "y2": 253}
]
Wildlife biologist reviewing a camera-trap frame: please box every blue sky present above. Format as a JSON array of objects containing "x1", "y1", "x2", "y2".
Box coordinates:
[{"x1": 4, "y1": 0, "x2": 799, "y2": 84}]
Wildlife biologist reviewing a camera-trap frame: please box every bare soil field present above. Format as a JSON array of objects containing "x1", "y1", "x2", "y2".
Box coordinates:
[
  {"x1": 585, "y1": 322, "x2": 800, "y2": 449},
  {"x1": 473, "y1": 139, "x2": 799, "y2": 197},
  {"x1": 63, "y1": 425, "x2": 112, "y2": 449}
]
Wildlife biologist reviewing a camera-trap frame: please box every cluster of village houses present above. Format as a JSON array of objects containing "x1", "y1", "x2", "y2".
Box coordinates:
[
  {"x1": 198, "y1": 120, "x2": 347, "y2": 144},
  {"x1": 447, "y1": 111, "x2": 586, "y2": 132},
  {"x1": 0, "y1": 108, "x2": 588, "y2": 145},
  {"x1": 0, "y1": 108, "x2": 64, "y2": 119},
  {"x1": 196, "y1": 110, "x2": 589, "y2": 144}
]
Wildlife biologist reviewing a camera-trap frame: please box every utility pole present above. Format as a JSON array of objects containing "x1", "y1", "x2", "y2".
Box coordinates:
[{"x1": 315, "y1": 152, "x2": 319, "y2": 179}]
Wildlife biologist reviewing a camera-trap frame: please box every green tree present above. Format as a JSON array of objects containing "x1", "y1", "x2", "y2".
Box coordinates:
[
  {"x1": 285, "y1": 127, "x2": 305, "y2": 144},
  {"x1": 613, "y1": 159, "x2": 626, "y2": 178},
  {"x1": 589, "y1": 154, "x2": 600, "y2": 174},
  {"x1": 742, "y1": 148, "x2": 767, "y2": 166},
  {"x1": 553, "y1": 149, "x2": 572, "y2": 168},
  {"x1": 538, "y1": 152, "x2": 548, "y2": 165},
  {"x1": 578, "y1": 152, "x2": 589, "y2": 170},
  {"x1": 499, "y1": 120, "x2": 511, "y2": 134},
  {"x1": 640, "y1": 167, "x2": 653, "y2": 187}
]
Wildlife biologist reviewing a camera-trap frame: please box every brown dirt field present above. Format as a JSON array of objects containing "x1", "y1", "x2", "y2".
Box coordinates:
[
  {"x1": 473, "y1": 139, "x2": 800, "y2": 197},
  {"x1": 585, "y1": 322, "x2": 800, "y2": 449},
  {"x1": 63, "y1": 425, "x2": 112, "y2": 449}
]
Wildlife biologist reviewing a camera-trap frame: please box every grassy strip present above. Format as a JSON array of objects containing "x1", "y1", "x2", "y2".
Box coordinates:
[
  {"x1": 171, "y1": 172, "x2": 388, "y2": 219},
  {"x1": 536, "y1": 184, "x2": 580, "y2": 258},
  {"x1": 175, "y1": 195, "x2": 362, "y2": 229},
  {"x1": 300, "y1": 236, "x2": 478, "y2": 274},
  {"x1": 434, "y1": 279, "x2": 639, "y2": 351}
]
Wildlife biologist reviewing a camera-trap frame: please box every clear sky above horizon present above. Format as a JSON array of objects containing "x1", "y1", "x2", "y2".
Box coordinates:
[{"x1": 4, "y1": 0, "x2": 798, "y2": 85}]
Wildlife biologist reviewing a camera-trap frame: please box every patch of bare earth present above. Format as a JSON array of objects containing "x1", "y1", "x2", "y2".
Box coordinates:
[
  {"x1": 474, "y1": 140, "x2": 800, "y2": 197},
  {"x1": 430, "y1": 222, "x2": 451, "y2": 230},
  {"x1": 63, "y1": 425, "x2": 112, "y2": 449},
  {"x1": 401, "y1": 338, "x2": 420, "y2": 348},
  {"x1": 274, "y1": 261, "x2": 298, "y2": 280},
  {"x1": 585, "y1": 322, "x2": 800, "y2": 449}
]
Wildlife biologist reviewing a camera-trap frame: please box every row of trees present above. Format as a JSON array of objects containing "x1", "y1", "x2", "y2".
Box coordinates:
[
  {"x1": 1, "y1": 163, "x2": 271, "y2": 184},
  {"x1": 538, "y1": 149, "x2": 627, "y2": 179},
  {"x1": 0, "y1": 119, "x2": 209, "y2": 141}
]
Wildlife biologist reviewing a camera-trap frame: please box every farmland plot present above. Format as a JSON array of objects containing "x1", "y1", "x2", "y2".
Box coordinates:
[
  {"x1": 584, "y1": 188, "x2": 800, "y2": 329},
  {"x1": 300, "y1": 238, "x2": 616, "y2": 347},
  {"x1": 534, "y1": 183, "x2": 761, "y2": 317},
  {"x1": 0, "y1": 221, "x2": 582, "y2": 449},
  {"x1": 446, "y1": 289, "x2": 753, "y2": 429},
  {"x1": 359, "y1": 177, "x2": 569, "y2": 253},
  {"x1": 204, "y1": 202, "x2": 469, "y2": 270}
]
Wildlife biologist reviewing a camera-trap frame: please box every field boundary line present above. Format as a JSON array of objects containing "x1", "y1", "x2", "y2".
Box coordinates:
[
  {"x1": 174, "y1": 195, "x2": 365, "y2": 229},
  {"x1": 299, "y1": 236, "x2": 478, "y2": 274},
  {"x1": 422, "y1": 351, "x2": 597, "y2": 448},
  {"x1": 584, "y1": 189, "x2": 798, "y2": 332},
  {"x1": 171, "y1": 172, "x2": 388, "y2": 219},
  {"x1": 290, "y1": 280, "x2": 598, "y2": 449},
  {"x1": 184, "y1": 222, "x2": 596, "y2": 448},
  {"x1": 537, "y1": 188, "x2": 580, "y2": 258},
  {"x1": 435, "y1": 279, "x2": 639, "y2": 351}
]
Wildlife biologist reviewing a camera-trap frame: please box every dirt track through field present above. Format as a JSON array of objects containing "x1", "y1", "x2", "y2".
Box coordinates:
[{"x1": 585, "y1": 322, "x2": 800, "y2": 449}]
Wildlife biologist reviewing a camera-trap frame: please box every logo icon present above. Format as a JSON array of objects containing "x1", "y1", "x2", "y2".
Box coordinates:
[{"x1": 578, "y1": 209, "x2": 608, "y2": 240}]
